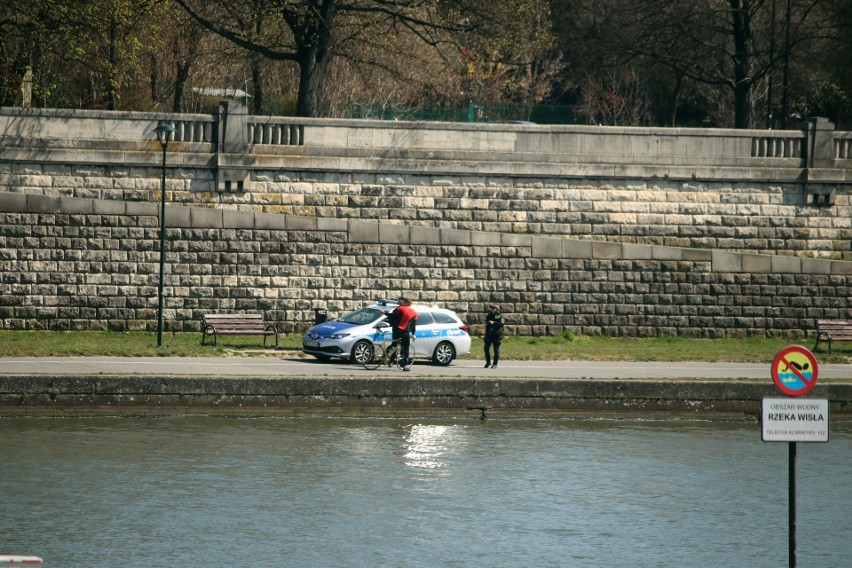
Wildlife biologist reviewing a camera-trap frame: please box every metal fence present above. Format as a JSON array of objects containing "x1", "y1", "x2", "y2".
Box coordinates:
[{"x1": 342, "y1": 101, "x2": 576, "y2": 124}]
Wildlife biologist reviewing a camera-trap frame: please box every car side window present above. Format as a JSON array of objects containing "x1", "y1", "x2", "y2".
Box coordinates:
[
  {"x1": 416, "y1": 312, "x2": 434, "y2": 325},
  {"x1": 431, "y1": 312, "x2": 456, "y2": 324},
  {"x1": 339, "y1": 308, "x2": 383, "y2": 325}
]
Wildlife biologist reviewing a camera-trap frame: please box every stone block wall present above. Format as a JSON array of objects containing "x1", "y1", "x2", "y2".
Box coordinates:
[
  {"x1": 3, "y1": 163, "x2": 850, "y2": 260},
  {"x1": 222, "y1": 172, "x2": 852, "y2": 260},
  {"x1": 1, "y1": 108, "x2": 849, "y2": 261},
  {"x1": 1, "y1": 109, "x2": 850, "y2": 337},
  {"x1": 1, "y1": 193, "x2": 849, "y2": 337}
]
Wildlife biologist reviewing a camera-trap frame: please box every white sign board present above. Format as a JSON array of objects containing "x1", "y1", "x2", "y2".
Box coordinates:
[{"x1": 762, "y1": 398, "x2": 829, "y2": 442}]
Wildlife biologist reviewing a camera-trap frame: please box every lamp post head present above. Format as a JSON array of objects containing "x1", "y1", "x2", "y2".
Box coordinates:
[{"x1": 154, "y1": 124, "x2": 176, "y2": 147}]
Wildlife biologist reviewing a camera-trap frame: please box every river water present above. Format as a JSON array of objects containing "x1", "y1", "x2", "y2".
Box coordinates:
[{"x1": 1, "y1": 416, "x2": 849, "y2": 567}]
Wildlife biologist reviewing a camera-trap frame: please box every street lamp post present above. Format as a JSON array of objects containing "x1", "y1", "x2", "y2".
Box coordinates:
[{"x1": 153, "y1": 123, "x2": 175, "y2": 347}]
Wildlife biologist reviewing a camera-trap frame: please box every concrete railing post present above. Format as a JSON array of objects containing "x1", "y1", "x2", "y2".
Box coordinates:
[
  {"x1": 214, "y1": 101, "x2": 250, "y2": 192},
  {"x1": 802, "y1": 117, "x2": 839, "y2": 206},
  {"x1": 803, "y1": 117, "x2": 835, "y2": 169}
]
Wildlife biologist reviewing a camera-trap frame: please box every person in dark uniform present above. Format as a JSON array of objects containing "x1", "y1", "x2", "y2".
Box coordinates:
[{"x1": 483, "y1": 304, "x2": 504, "y2": 368}]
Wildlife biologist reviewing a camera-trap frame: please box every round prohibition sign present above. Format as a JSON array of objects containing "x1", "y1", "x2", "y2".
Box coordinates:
[{"x1": 771, "y1": 345, "x2": 819, "y2": 396}]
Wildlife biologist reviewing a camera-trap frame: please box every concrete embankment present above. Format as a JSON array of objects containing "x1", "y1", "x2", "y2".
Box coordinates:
[{"x1": 2, "y1": 375, "x2": 850, "y2": 419}]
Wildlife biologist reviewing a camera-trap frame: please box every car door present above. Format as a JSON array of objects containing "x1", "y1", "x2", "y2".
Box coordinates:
[
  {"x1": 411, "y1": 311, "x2": 435, "y2": 358},
  {"x1": 428, "y1": 310, "x2": 468, "y2": 356}
]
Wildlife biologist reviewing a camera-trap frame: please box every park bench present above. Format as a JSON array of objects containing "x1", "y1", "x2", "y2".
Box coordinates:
[
  {"x1": 813, "y1": 320, "x2": 852, "y2": 353},
  {"x1": 202, "y1": 313, "x2": 279, "y2": 347}
]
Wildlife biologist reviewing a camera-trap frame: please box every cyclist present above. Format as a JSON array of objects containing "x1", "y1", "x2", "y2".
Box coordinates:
[{"x1": 386, "y1": 296, "x2": 418, "y2": 371}]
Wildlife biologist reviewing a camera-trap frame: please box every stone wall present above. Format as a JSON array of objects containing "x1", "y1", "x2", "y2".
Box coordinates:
[
  {"x1": 2, "y1": 375, "x2": 850, "y2": 416},
  {"x1": 1, "y1": 193, "x2": 849, "y2": 337},
  {"x1": 210, "y1": 173, "x2": 852, "y2": 259},
  {"x1": 12, "y1": 168, "x2": 851, "y2": 257},
  {"x1": 1, "y1": 107, "x2": 850, "y2": 261},
  {"x1": 1, "y1": 107, "x2": 850, "y2": 336},
  {"x1": 4, "y1": 159, "x2": 850, "y2": 259}
]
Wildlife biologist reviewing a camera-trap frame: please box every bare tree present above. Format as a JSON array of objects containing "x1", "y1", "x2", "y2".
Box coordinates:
[
  {"x1": 576, "y1": 68, "x2": 651, "y2": 126},
  {"x1": 0, "y1": 0, "x2": 161, "y2": 109},
  {"x1": 172, "y1": 0, "x2": 552, "y2": 117},
  {"x1": 0, "y1": 0, "x2": 76, "y2": 107},
  {"x1": 552, "y1": 0, "x2": 845, "y2": 128}
]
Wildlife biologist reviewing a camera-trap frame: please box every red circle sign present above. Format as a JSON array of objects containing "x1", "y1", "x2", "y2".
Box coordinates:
[{"x1": 771, "y1": 345, "x2": 819, "y2": 396}]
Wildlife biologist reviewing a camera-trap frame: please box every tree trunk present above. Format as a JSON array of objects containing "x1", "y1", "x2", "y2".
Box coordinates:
[
  {"x1": 669, "y1": 74, "x2": 683, "y2": 127},
  {"x1": 173, "y1": 29, "x2": 202, "y2": 113},
  {"x1": 173, "y1": 59, "x2": 190, "y2": 113},
  {"x1": 251, "y1": 58, "x2": 264, "y2": 115},
  {"x1": 294, "y1": 0, "x2": 336, "y2": 117},
  {"x1": 296, "y1": 49, "x2": 328, "y2": 117},
  {"x1": 150, "y1": 54, "x2": 159, "y2": 104},
  {"x1": 108, "y1": 15, "x2": 117, "y2": 110},
  {"x1": 730, "y1": 0, "x2": 752, "y2": 128}
]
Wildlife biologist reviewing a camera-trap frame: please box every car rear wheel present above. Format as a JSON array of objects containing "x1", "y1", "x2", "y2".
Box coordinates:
[
  {"x1": 432, "y1": 341, "x2": 456, "y2": 366},
  {"x1": 351, "y1": 340, "x2": 375, "y2": 365}
]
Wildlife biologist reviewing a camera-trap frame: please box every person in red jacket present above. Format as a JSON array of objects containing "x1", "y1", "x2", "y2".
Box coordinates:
[{"x1": 386, "y1": 296, "x2": 418, "y2": 371}]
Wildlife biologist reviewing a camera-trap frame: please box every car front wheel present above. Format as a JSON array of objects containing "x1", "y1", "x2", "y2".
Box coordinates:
[
  {"x1": 351, "y1": 340, "x2": 375, "y2": 365},
  {"x1": 432, "y1": 341, "x2": 456, "y2": 366}
]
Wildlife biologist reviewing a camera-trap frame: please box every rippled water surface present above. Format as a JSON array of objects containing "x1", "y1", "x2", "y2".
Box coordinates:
[{"x1": 1, "y1": 416, "x2": 850, "y2": 567}]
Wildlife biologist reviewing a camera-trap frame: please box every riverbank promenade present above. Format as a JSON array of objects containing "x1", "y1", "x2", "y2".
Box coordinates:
[{"x1": 1, "y1": 356, "x2": 851, "y2": 418}]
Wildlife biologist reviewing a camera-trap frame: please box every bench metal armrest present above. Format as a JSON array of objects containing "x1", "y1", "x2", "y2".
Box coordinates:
[
  {"x1": 202, "y1": 323, "x2": 218, "y2": 346},
  {"x1": 264, "y1": 324, "x2": 279, "y2": 348}
]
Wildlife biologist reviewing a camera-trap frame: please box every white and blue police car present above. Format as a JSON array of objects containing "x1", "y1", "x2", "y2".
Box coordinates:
[{"x1": 302, "y1": 299, "x2": 471, "y2": 366}]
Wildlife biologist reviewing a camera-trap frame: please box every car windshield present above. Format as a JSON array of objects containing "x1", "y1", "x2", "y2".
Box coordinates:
[{"x1": 336, "y1": 307, "x2": 385, "y2": 325}]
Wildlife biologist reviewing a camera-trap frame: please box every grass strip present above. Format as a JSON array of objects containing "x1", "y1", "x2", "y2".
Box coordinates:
[{"x1": 0, "y1": 331, "x2": 849, "y2": 364}]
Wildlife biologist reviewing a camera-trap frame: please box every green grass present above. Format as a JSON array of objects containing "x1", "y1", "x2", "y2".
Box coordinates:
[
  {"x1": 0, "y1": 331, "x2": 302, "y2": 357},
  {"x1": 0, "y1": 330, "x2": 849, "y2": 364},
  {"x1": 483, "y1": 335, "x2": 852, "y2": 364}
]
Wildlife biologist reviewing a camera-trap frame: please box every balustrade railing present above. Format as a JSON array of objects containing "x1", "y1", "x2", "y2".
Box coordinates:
[
  {"x1": 750, "y1": 133, "x2": 803, "y2": 158},
  {"x1": 835, "y1": 133, "x2": 852, "y2": 159},
  {"x1": 154, "y1": 115, "x2": 845, "y2": 166},
  {"x1": 155, "y1": 118, "x2": 305, "y2": 146},
  {"x1": 3, "y1": 107, "x2": 848, "y2": 170},
  {"x1": 248, "y1": 120, "x2": 305, "y2": 146},
  {"x1": 156, "y1": 118, "x2": 214, "y2": 143}
]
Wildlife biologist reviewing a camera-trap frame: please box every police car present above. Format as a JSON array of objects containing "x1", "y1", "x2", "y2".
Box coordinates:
[{"x1": 302, "y1": 300, "x2": 471, "y2": 366}]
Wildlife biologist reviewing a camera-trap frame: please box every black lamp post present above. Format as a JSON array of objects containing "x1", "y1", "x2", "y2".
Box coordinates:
[{"x1": 154, "y1": 123, "x2": 175, "y2": 347}]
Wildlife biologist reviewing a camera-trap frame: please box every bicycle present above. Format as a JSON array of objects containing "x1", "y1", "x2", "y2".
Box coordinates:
[{"x1": 361, "y1": 323, "x2": 415, "y2": 371}]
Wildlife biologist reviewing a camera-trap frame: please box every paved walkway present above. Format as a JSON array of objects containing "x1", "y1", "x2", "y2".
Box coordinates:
[{"x1": 2, "y1": 356, "x2": 852, "y2": 380}]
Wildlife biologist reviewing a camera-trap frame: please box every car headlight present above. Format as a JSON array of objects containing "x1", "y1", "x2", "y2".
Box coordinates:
[{"x1": 328, "y1": 333, "x2": 350, "y2": 339}]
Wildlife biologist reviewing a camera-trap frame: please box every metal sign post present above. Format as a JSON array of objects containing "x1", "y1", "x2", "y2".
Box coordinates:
[
  {"x1": 789, "y1": 441, "x2": 796, "y2": 568},
  {"x1": 762, "y1": 345, "x2": 828, "y2": 568}
]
